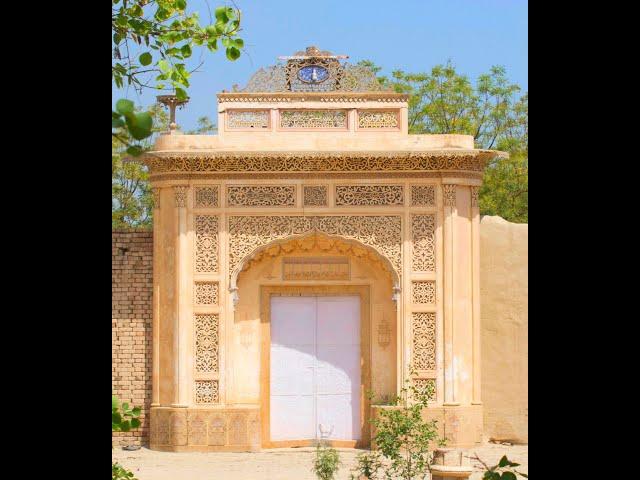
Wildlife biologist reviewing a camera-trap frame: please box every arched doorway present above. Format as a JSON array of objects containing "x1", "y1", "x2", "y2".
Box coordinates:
[{"x1": 232, "y1": 233, "x2": 398, "y2": 448}]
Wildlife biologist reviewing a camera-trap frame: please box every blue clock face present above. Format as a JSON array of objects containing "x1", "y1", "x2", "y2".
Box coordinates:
[{"x1": 298, "y1": 65, "x2": 329, "y2": 83}]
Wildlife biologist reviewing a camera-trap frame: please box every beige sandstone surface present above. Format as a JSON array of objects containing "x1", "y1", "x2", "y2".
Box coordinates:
[
  {"x1": 480, "y1": 216, "x2": 528, "y2": 443},
  {"x1": 112, "y1": 443, "x2": 528, "y2": 480}
]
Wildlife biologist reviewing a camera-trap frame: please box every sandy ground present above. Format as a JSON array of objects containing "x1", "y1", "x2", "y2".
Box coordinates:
[{"x1": 112, "y1": 443, "x2": 528, "y2": 479}]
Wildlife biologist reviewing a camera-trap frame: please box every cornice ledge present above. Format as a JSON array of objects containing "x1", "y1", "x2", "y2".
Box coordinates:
[{"x1": 217, "y1": 91, "x2": 409, "y2": 102}]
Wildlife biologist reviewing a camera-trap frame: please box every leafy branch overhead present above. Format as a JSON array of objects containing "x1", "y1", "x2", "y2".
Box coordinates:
[{"x1": 112, "y1": 0, "x2": 243, "y2": 146}]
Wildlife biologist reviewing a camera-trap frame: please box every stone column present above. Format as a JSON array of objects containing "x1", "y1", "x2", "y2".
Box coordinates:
[
  {"x1": 151, "y1": 188, "x2": 161, "y2": 407},
  {"x1": 442, "y1": 184, "x2": 458, "y2": 405},
  {"x1": 172, "y1": 185, "x2": 190, "y2": 408},
  {"x1": 471, "y1": 186, "x2": 482, "y2": 405}
]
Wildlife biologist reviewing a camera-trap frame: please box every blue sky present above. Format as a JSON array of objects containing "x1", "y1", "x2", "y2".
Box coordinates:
[{"x1": 113, "y1": 0, "x2": 528, "y2": 131}]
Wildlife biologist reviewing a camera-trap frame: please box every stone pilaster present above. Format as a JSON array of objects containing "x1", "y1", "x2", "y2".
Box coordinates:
[
  {"x1": 151, "y1": 188, "x2": 161, "y2": 407},
  {"x1": 172, "y1": 185, "x2": 190, "y2": 408}
]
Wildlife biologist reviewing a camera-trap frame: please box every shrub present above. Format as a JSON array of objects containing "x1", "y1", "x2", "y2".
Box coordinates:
[{"x1": 312, "y1": 444, "x2": 341, "y2": 480}]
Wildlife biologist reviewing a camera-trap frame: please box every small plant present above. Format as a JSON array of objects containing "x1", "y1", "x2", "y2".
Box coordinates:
[
  {"x1": 474, "y1": 454, "x2": 528, "y2": 479},
  {"x1": 312, "y1": 444, "x2": 341, "y2": 480},
  {"x1": 112, "y1": 462, "x2": 137, "y2": 480},
  {"x1": 112, "y1": 395, "x2": 141, "y2": 432},
  {"x1": 369, "y1": 367, "x2": 444, "y2": 480},
  {"x1": 349, "y1": 450, "x2": 384, "y2": 480}
]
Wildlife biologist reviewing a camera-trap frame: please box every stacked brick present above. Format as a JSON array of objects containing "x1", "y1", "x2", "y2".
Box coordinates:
[{"x1": 112, "y1": 229, "x2": 153, "y2": 446}]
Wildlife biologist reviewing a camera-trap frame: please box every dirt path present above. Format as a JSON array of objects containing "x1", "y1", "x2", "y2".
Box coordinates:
[{"x1": 112, "y1": 443, "x2": 527, "y2": 479}]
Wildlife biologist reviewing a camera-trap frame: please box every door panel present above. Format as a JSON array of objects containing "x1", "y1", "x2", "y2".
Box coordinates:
[{"x1": 270, "y1": 295, "x2": 360, "y2": 443}]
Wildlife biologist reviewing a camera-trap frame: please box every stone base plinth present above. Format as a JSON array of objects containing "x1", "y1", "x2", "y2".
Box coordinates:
[
  {"x1": 149, "y1": 406, "x2": 260, "y2": 452},
  {"x1": 372, "y1": 403, "x2": 483, "y2": 449}
]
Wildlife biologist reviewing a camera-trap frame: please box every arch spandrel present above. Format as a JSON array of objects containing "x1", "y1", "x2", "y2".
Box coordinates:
[{"x1": 228, "y1": 223, "x2": 402, "y2": 303}]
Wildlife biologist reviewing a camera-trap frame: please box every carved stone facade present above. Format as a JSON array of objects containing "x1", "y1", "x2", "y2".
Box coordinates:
[{"x1": 145, "y1": 48, "x2": 502, "y2": 451}]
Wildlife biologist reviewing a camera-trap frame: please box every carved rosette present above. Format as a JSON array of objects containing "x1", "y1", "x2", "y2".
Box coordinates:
[
  {"x1": 443, "y1": 184, "x2": 456, "y2": 207},
  {"x1": 173, "y1": 186, "x2": 188, "y2": 208},
  {"x1": 471, "y1": 186, "x2": 479, "y2": 208}
]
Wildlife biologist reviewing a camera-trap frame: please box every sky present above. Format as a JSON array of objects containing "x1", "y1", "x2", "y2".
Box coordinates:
[{"x1": 113, "y1": 0, "x2": 528, "y2": 132}]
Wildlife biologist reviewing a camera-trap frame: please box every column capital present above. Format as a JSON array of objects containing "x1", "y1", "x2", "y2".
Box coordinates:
[
  {"x1": 443, "y1": 184, "x2": 457, "y2": 207},
  {"x1": 173, "y1": 185, "x2": 188, "y2": 208}
]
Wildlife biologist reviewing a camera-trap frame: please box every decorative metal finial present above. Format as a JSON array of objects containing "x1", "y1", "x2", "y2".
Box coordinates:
[{"x1": 156, "y1": 94, "x2": 190, "y2": 134}]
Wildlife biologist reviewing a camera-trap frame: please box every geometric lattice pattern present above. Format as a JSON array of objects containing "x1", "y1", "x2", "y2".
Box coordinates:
[
  {"x1": 195, "y1": 215, "x2": 219, "y2": 273},
  {"x1": 411, "y1": 185, "x2": 436, "y2": 207},
  {"x1": 412, "y1": 312, "x2": 436, "y2": 370},
  {"x1": 195, "y1": 282, "x2": 218, "y2": 305},
  {"x1": 411, "y1": 214, "x2": 436, "y2": 272},
  {"x1": 280, "y1": 110, "x2": 347, "y2": 129},
  {"x1": 335, "y1": 185, "x2": 404, "y2": 206},
  {"x1": 227, "y1": 185, "x2": 296, "y2": 207},
  {"x1": 227, "y1": 110, "x2": 270, "y2": 129},
  {"x1": 303, "y1": 185, "x2": 328, "y2": 207},
  {"x1": 357, "y1": 110, "x2": 399, "y2": 129},
  {"x1": 412, "y1": 281, "x2": 436, "y2": 304},
  {"x1": 194, "y1": 380, "x2": 219, "y2": 404},
  {"x1": 195, "y1": 186, "x2": 219, "y2": 208},
  {"x1": 195, "y1": 314, "x2": 219, "y2": 373}
]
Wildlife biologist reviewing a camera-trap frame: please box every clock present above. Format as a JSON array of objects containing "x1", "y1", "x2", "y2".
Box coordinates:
[{"x1": 297, "y1": 65, "x2": 329, "y2": 84}]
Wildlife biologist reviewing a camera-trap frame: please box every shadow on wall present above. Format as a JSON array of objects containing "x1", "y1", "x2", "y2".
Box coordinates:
[{"x1": 480, "y1": 216, "x2": 528, "y2": 444}]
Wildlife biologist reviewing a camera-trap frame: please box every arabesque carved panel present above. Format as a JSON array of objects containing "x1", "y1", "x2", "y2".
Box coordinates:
[
  {"x1": 357, "y1": 110, "x2": 399, "y2": 129},
  {"x1": 228, "y1": 215, "x2": 402, "y2": 280},
  {"x1": 227, "y1": 110, "x2": 270, "y2": 129},
  {"x1": 411, "y1": 215, "x2": 436, "y2": 272},
  {"x1": 335, "y1": 185, "x2": 403, "y2": 206},
  {"x1": 411, "y1": 185, "x2": 436, "y2": 207},
  {"x1": 195, "y1": 314, "x2": 219, "y2": 373},
  {"x1": 194, "y1": 380, "x2": 219, "y2": 404},
  {"x1": 412, "y1": 312, "x2": 436, "y2": 370},
  {"x1": 195, "y1": 186, "x2": 219, "y2": 208},
  {"x1": 227, "y1": 185, "x2": 296, "y2": 207},
  {"x1": 195, "y1": 215, "x2": 219, "y2": 273},
  {"x1": 303, "y1": 185, "x2": 328, "y2": 206},
  {"x1": 280, "y1": 110, "x2": 347, "y2": 129},
  {"x1": 195, "y1": 282, "x2": 218, "y2": 305},
  {"x1": 412, "y1": 281, "x2": 436, "y2": 304}
]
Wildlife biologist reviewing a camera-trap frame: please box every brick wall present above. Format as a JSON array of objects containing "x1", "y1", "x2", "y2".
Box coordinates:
[{"x1": 112, "y1": 229, "x2": 153, "y2": 446}]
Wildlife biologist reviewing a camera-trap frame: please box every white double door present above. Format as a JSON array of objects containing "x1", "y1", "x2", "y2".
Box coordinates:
[{"x1": 270, "y1": 296, "x2": 361, "y2": 442}]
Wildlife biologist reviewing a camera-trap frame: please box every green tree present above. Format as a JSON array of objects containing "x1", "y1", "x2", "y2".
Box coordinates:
[
  {"x1": 112, "y1": 104, "x2": 168, "y2": 229},
  {"x1": 112, "y1": 0, "x2": 243, "y2": 153},
  {"x1": 186, "y1": 115, "x2": 217, "y2": 134},
  {"x1": 361, "y1": 60, "x2": 528, "y2": 223}
]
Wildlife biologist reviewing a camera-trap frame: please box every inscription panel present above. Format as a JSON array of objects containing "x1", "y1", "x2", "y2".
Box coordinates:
[{"x1": 282, "y1": 256, "x2": 350, "y2": 281}]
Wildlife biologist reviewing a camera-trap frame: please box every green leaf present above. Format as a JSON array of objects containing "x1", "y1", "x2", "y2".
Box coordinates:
[
  {"x1": 233, "y1": 38, "x2": 244, "y2": 48},
  {"x1": 501, "y1": 473, "x2": 516, "y2": 480},
  {"x1": 139, "y1": 52, "x2": 152, "y2": 66},
  {"x1": 180, "y1": 44, "x2": 192, "y2": 58},
  {"x1": 126, "y1": 112, "x2": 153, "y2": 140},
  {"x1": 131, "y1": 406, "x2": 142, "y2": 416},
  {"x1": 176, "y1": 0, "x2": 186, "y2": 9},
  {"x1": 226, "y1": 46, "x2": 240, "y2": 61},
  {"x1": 215, "y1": 6, "x2": 229, "y2": 23},
  {"x1": 112, "y1": 117, "x2": 125, "y2": 129},
  {"x1": 131, "y1": 418, "x2": 141, "y2": 428},
  {"x1": 498, "y1": 456, "x2": 509, "y2": 468},
  {"x1": 158, "y1": 59, "x2": 170, "y2": 73},
  {"x1": 112, "y1": 412, "x2": 122, "y2": 425},
  {"x1": 207, "y1": 38, "x2": 218, "y2": 51},
  {"x1": 115, "y1": 99, "x2": 134, "y2": 116},
  {"x1": 175, "y1": 87, "x2": 188, "y2": 101},
  {"x1": 112, "y1": 395, "x2": 119, "y2": 409},
  {"x1": 126, "y1": 145, "x2": 144, "y2": 157}
]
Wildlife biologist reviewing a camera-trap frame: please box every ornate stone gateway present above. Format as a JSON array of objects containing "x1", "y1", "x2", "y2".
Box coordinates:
[{"x1": 145, "y1": 47, "x2": 504, "y2": 451}]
